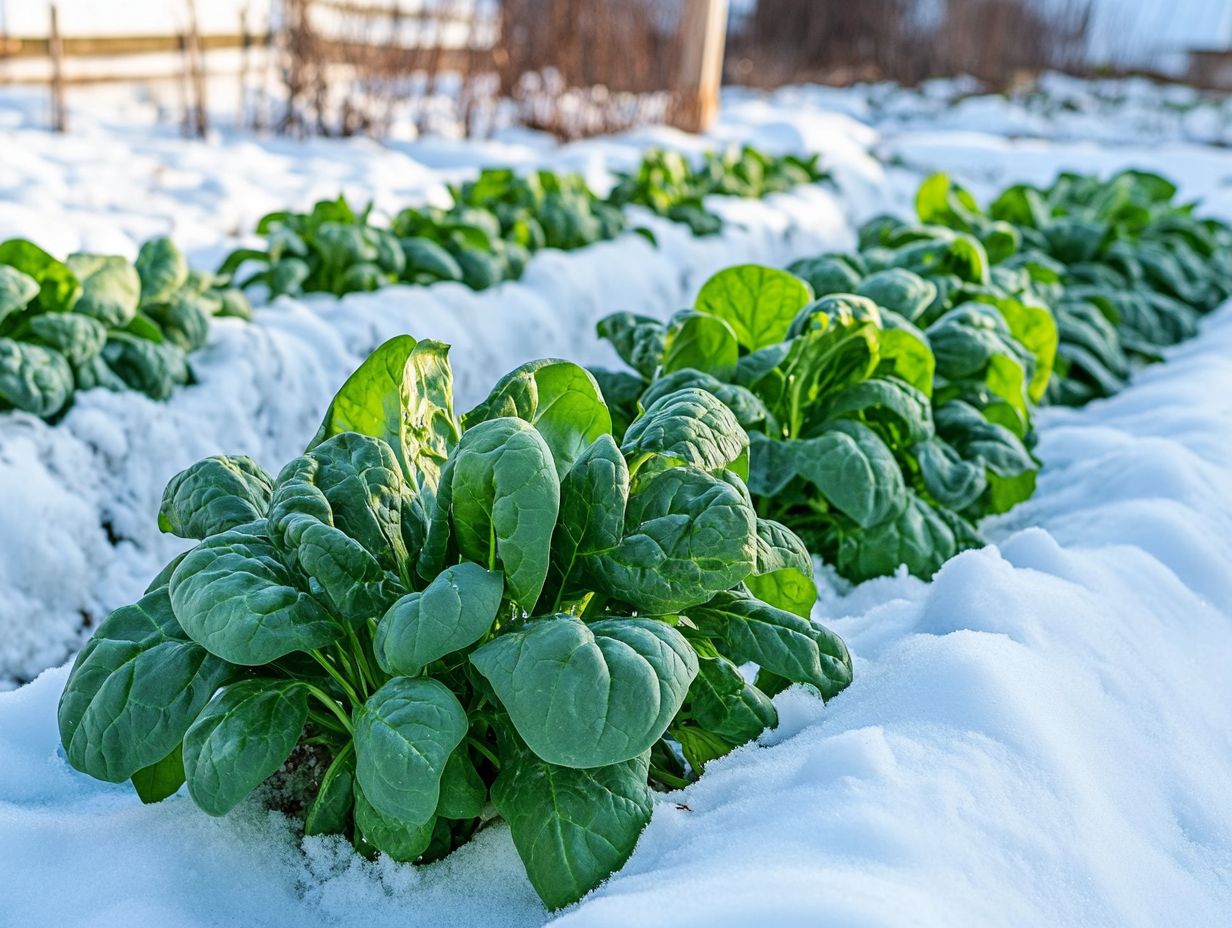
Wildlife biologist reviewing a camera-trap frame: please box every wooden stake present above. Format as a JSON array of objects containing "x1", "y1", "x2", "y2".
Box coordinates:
[
  {"x1": 238, "y1": 4, "x2": 251, "y2": 129},
  {"x1": 185, "y1": 0, "x2": 208, "y2": 137},
  {"x1": 671, "y1": 0, "x2": 728, "y2": 135},
  {"x1": 49, "y1": 3, "x2": 67, "y2": 132}
]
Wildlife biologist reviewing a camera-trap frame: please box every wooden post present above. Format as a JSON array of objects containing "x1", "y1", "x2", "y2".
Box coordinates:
[
  {"x1": 49, "y1": 3, "x2": 67, "y2": 132},
  {"x1": 671, "y1": 0, "x2": 727, "y2": 134},
  {"x1": 238, "y1": 5, "x2": 251, "y2": 129},
  {"x1": 184, "y1": 0, "x2": 208, "y2": 137}
]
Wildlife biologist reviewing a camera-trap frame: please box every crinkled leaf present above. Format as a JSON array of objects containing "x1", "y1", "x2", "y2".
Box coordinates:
[
  {"x1": 135, "y1": 237, "x2": 189, "y2": 305},
  {"x1": 57, "y1": 587, "x2": 234, "y2": 782},
  {"x1": 169, "y1": 522, "x2": 341, "y2": 665},
  {"x1": 0, "y1": 338, "x2": 74, "y2": 417},
  {"x1": 464, "y1": 359, "x2": 611, "y2": 478},
  {"x1": 687, "y1": 655, "x2": 778, "y2": 744},
  {"x1": 595, "y1": 312, "x2": 665, "y2": 379},
  {"x1": 183, "y1": 678, "x2": 309, "y2": 816},
  {"x1": 159, "y1": 455, "x2": 274, "y2": 540},
  {"x1": 745, "y1": 518, "x2": 816, "y2": 618},
  {"x1": 621, "y1": 387, "x2": 748, "y2": 477},
  {"x1": 101, "y1": 332, "x2": 189, "y2": 401},
  {"x1": 375, "y1": 561, "x2": 503, "y2": 675},
  {"x1": 450, "y1": 417, "x2": 560, "y2": 609},
  {"x1": 471, "y1": 614, "x2": 698, "y2": 768},
  {"x1": 269, "y1": 432, "x2": 409, "y2": 618},
  {"x1": 28, "y1": 313, "x2": 106, "y2": 367},
  {"x1": 835, "y1": 492, "x2": 969, "y2": 582},
  {"x1": 0, "y1": 264, "x2": 39, "y2": 325},
  {"x1": 589, "y1": 465, "x2": 756, "y2": 615},
  {"x1": 748, "y1": 422, "x2": 906, "y2": 528},
  {"x1": 690, "y1": 590, "x2": 852, "y2": 699},
  {"x1": 354, "y1": 677, "x2": 468, "y2": 826},
  {"x1": 311, "y1": 336, "x2": 461, "y2": 516},
  {"x1": 66, "y1": 254, "x2": 141, "y2": 327},
  {"x1": 545, "y1": 434, "x2": 629, "y2": 606}
]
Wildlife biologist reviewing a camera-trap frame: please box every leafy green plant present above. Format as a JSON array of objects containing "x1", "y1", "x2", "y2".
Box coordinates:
[
  {"x1": 220, "y1": 196, "x2": 414, "y2": 298},
  {"x1": 0, "y1": 237, "x2": 248, "y2": 419},
  {"x1": 58, "y1": 335, "x2": 851, "y2": 910},
  {"x1": 608, "y1": 145, "x2": 830, "y2": 237},
  {"x1": 595, "y1": 260, "x2": 1048, "y2": 583},
  {"x1": 866, "y1": 170, "x2": 1232, "y2": 406},
  {"x1": 451, "y1": 167, "x2": 628, "y2": 252}
]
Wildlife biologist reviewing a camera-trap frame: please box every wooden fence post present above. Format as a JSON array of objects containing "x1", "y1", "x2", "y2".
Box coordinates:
[
  {"x1": 49, "y1": 3, "x2": 67, "y2": 132},
  {"x1": 185, "y1": 0, "x2": 208, "y2": 137},
  {"x1": 671, "y1": 0, "x2": 727, "y2": 134},
  {"x1": 238, "y1": 5, "x2": 251, "y2": 129}
]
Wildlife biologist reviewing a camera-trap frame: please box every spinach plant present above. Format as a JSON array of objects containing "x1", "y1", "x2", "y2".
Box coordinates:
[
  {"x1": 870, "y1": 171, "x2": 1232, "y2": 405},
  {"x1": 58, "y1": 335, "x2": 851, "y2": 910},
  {"x1": 595, "y1": 261, "x2": 1047, "y2": 583},
  {"x1": 608, "y1": 145, "x2": 830, "y2": 237},
  {"x1": 220, "y1": 196, "x2": 413, "y2": 298},
  {"x1": 0, "y1": 236, "x2": 247, "y2": 419}
]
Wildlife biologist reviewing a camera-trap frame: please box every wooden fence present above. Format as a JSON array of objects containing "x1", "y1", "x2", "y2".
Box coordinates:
[{"x1": 0, "y1": 0, "x2": 728, "y2": 137}]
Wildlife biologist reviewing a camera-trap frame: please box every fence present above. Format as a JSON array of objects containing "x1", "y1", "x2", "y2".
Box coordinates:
[{"x1": 0, "y1": 0, "x2": 729, "y2": 139}]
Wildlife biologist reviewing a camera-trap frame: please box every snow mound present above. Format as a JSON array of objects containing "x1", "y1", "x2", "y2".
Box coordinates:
[{"x1": 2, "y1": 304, "x2": 1230, "y2": 927}]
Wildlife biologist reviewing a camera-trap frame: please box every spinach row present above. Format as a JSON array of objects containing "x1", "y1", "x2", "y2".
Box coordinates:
[
  {"x1": 0, "y1": 238, "x2": 250, "y2": 419},
  {"x1": 218, "y1": 145, "x2": 831, "y2": 299}
]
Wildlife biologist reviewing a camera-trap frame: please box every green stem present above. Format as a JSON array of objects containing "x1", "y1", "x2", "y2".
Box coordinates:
[
  {"x1": 308, "y1": 650, "x2": 363, "y2": 707},
  {"x1": 651, "y1": 766, "x2": 692, "y2": 790},
  {"x1": 306, "y1": 707, "x2": 347, "y2": 734},
  {"x1": 346, "y1": 624, "x2": 379, "y2": 694},
  {"x1": 304, "y1": 683, "x2": 354, "y2": 733},
  {"x1": 467, "y1": 737, "x2": 500, "y2": 768}
]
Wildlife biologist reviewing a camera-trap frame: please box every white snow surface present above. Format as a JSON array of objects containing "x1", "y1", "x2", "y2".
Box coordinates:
[
  {"x1": 2, "y1": 290, "x2": 1230, "y2": 928},
  {"x1": 2, "y1": 81, "x2": 1232, "y2": 926}
]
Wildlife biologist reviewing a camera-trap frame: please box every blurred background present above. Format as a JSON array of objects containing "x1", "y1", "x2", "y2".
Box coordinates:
[{"x1": 0, "y1": 0, "x2": 1229, "y2": 139}]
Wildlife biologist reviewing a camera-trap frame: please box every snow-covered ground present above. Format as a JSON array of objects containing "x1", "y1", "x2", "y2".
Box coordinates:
[
  {"x1": 0, "y1": 97, "x2": 885, "y2": 685},
  {"x1": 2, "y1": 78, "x2": 1232, "y2": 926},
  {"x1": 2, "y1": 280, "x2": 1229, "y2": 928},
  {"x1": 760, "y1": 73, "x2": 1232, "y2": 148}
]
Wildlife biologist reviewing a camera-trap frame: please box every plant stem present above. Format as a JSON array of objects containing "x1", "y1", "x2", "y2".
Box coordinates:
[
  {"x1": 651, "y1": 766, "x2": 692, "y2": 790},
  {"x1": 467, "y1": 737, "x2": 500, "y2": 768},
  {"x1": 308, "y1": 650, "x2": 363, "y2": 707},
  {"x1": 304, "y1": 683, "x2": 353, "y2": 733},
  {"x1": 345, "y1": 624, "x2": 379, "y2": 695}
]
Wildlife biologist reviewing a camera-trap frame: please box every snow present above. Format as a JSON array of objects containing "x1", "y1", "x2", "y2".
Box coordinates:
[
  {"x1": 2, "y1": 292, "x2": 1230, "y2": 928},
  {"x1": 2, "y1": 77, "x2": 1232, "y2": 926},
  {"x1": 0, "y1": 98, "x2": 872, "y2": 684}
]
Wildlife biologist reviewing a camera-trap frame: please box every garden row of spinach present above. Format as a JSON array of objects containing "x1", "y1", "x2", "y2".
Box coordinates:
[
  {"x1": 1, "y1": 146, "x2": 826, "y2": 420},
  {"x1": 48, "y1": 166, "x2": 1232, "y2": 912},
  {"x1": 58, "y1": 336, "x2": 852, "y2": 910},
  {"x1": 219, "y1": 145, "x2": 830, "y2": 299},
  {"x1": 0, "y1": 237, "x2": 251, "y2": 419},
  {"x1": 591, "y1": 169, "x2": 1232, "y2": 584}
]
